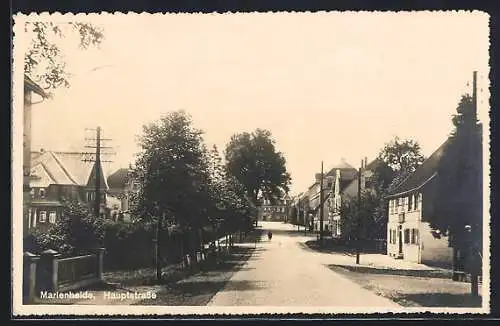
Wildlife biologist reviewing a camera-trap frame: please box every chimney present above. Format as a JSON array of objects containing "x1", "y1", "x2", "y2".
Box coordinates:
[
  {"x1": 365, "y1": 157, "x2": 368, "y2": 168},
  {"x1": 315, "y1": 173, "x2": 322, "y2": 182}
]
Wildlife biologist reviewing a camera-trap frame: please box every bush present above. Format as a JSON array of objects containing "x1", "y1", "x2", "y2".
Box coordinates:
[{"x1": 23, "y1": 201, "x2": 106, "y2": 256}]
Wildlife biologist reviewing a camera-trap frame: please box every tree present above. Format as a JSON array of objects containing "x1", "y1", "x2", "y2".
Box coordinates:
[
  {"x1": 206, "y1": 145, "x2": 256, "y2": 243},
  {"x1": 134, "y1": 110, "x2": 212, "y2": 279},
  {"x1": 225, "y1": 129, "x2": 291, "y2": 205},
  {"x1": 24, "y1": 22, "x2": 104, "y2": 90},
  {"x1": 378, "y1": 136, "x2": 426, "y2": 192},
  {"x1": 431, "y1": 94, "x2": 482, "y2": 293}
]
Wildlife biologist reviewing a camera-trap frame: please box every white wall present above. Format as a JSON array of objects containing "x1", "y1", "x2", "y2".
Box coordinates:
[{"x1": 420, "y1": 221, "x2": 453, "y2": 269}]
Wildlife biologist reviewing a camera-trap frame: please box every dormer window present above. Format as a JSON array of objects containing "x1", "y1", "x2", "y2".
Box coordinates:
[
  {"x1": 39, "y1": 188, "x2": 46, "y2": 199},
  {"x1": 29, "y1": 188, "x2": 35, "y2": 199}
]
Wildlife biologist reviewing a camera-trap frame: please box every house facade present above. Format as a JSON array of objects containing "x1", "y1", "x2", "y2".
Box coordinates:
[
  {"x1": 386, "y1": 139, "x2": 453, "y2": 268},
  {"x1": 27, "y1": 149, "x2": 111, "y2": 231},
  {"x1": 258, "y1": 198, "x2": 288, "y2": 222},
  {"x1": 107, "y1": 166, "x2": 141, "y2": 221},
  {"x1": 326, "y1": 160, "x2": 358, "y2": 237}
]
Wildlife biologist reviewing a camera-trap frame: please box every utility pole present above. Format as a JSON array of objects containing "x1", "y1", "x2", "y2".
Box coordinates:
[
  {"x1": 319, "y1": 161, "x2": 324, "y2": 247},
  {"x1": 470, "y1": 70, "x2": 480, "y2": 297},
  {"x1": 472, "y1": 71, "x2": 477, "y2": 117},
  {"x1": 304, "y1": 210, "x2": 307, "y2": 236},
  {"x1": 84, "y1": 126, "x2": 114, "y2": 218},
  {"x1": 356, "y1": 159, "x2": 363, "y2": 265}
]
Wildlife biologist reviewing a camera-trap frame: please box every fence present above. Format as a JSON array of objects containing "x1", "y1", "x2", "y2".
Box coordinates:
[{"x1": 23, "y1": 248, "x2": 105, "y2": 303}]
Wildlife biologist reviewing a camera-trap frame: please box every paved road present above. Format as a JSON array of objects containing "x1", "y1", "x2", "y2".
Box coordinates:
[{"x1": 208, "y1": 221, "x2": 400, "y2": 307}]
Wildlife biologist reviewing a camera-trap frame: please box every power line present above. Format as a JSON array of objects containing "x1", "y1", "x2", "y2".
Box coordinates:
[{"x1": 82, "y1": 126, "x2": 115, "y2": 218}]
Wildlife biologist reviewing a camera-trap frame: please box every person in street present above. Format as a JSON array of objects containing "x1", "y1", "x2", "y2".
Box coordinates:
[{"x1": 268, "y1": 231, "x2": 273, "y2": 241}]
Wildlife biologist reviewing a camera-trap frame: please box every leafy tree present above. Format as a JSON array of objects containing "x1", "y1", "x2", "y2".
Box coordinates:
[
  {"x1": 134, "y1": 110, "x2": 212, "y2": 277},
  {"x1": 24, "y1": 22, "x2": 104, "y2": 90},
  {"x1": 225, "y1": 129, "x2": 291, "y2": 205},
  {"x1": 377, "y1": 136, "x2": 426, "y2": 193},
  {"x1": 206, "y1": 145, "x2": 256, "y2": 241}
]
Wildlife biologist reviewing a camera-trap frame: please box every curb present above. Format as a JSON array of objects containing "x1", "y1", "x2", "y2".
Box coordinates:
[{"x1": 329, "y1": 264, "x2": 453, "y2": 279}]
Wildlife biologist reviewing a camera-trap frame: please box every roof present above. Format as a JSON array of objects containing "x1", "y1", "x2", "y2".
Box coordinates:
[
  {"x1": 365, "y1": 157, "x2": 385, "y2": 170},
  {"x1": 30, "y1": 150, "x2": 109, "y2": 189},
  {"x1": 107, "y1": 168, "x2": 129, "y2": 189},
  {"x1": 30, "y1": 199, "x2": 64, "y2": 207},
  {"x1": 386, "y1": 138, "x2": 451, "y2": 198},
  {"x1": 24, "y1": 75, "x2": 49, "y2": 98},
  {"x1": 331, "y1": 158, "x2": 356, "y2": 171}
]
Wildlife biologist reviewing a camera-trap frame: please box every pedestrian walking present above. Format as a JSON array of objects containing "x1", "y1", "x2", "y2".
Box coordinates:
[{"x1": 268, "y1": 231, "x2": 273, "y2": 241}]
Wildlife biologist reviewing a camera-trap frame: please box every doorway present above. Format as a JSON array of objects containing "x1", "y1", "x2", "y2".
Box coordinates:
[{"x1": 398, "y1": 224, "x2": 403, "y2": 258}]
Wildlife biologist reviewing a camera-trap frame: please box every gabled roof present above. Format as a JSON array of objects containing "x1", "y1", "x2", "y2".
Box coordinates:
[
  {"x1": 30, "y1": 150, "x2": 109, "y2": 189},
  {"x1": 107, "y1": 168, "x2": 129, "y2": 189},
  {"x1": 386, "y1": 138, "x2": 451, "y2": 198},
  {"x1": 29, "y1": 162, "x2": 56, "y2": 188},
  {"x1": 365, "y1": 157, "x2": 385, "y2": 171}
]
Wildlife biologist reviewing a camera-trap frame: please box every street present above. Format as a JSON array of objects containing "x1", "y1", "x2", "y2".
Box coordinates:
[{"x1": 208, "y1": 221, "x2": 400, "y2": 307}]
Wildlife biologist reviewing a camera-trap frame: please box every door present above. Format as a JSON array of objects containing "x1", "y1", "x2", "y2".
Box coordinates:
[{"x1": 398, "y1": 225, "x2": 403, "y2": 257}]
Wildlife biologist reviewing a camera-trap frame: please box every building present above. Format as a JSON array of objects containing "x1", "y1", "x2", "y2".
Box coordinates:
[
  {"x1": 385, "y1": 139, "x2": 453, "y2": 268},
  {"x1": 322, "y1": 159, "x2": 358, "y2": 236},
  {"x1": 331, "y1": 158, "x2": 393, "y2": 239},
  {"x1": 23, "y1": 75, "x2": 49, "y2": 236},
  {"x1": 258, "y1": 198, "x2": 288, "y2": 222},
  {"x1": 27, "y1": 149, "x2": 110, "y2": 231},
  {"x1": 106, "y1": 166, "x2": 141, "y2": 221}
]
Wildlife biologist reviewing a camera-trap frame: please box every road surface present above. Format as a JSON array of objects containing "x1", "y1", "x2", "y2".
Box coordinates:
[{"x1": 208, "y1": 221, "x2": 400, "y2": 307}]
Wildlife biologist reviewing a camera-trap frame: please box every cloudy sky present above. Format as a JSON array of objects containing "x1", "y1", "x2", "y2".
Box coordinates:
[{"x1": 17, "y1": 11, "x2": 490, "y2": 195}]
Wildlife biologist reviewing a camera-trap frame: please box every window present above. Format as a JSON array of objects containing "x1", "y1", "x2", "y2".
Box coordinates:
[
  {"x1": 87, "y1": 192, "x2": 94, "y2": 202},
  {"x1": 48, "y1": 211, "x2": 56, "y2": 224},
  {"x1": 389, "y1": 230, "x2": 393, "y2": 244},
  {"x1": 39, "y1": 188, "x2": 46, "y2": 198},
  {"x1": 29, "y1": 188, "x2": 35, "y2": 199},
  {"x1": 404, "y1": 229, "x2": 410, "y2": 244},
  {"x1": 39, "y1": 211, "x2": 47, "y2": 223},
  {"x1": 411, "y1": 228, "x2": 419, "y2": 244},
  {"x1": 414, "y1": 193, "x2": 419, "y2": 210},
  {"x1": 408, "y1": 195, "x2": 413, "y2": 212}
]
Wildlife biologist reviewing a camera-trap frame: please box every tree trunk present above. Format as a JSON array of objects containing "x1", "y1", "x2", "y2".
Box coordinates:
[{"x1": 155, "y1": 217, "x2": 162, "y2": 281}]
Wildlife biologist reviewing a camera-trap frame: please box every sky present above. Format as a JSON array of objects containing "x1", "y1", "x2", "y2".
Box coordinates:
[{"x1": 18, "y1": 11, "x2": 490, "y2": 195}]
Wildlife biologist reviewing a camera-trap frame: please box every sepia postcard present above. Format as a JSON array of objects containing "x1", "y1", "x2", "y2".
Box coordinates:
[{"x1": 12, "y1": 11, "x2": 491, "y2": 317}]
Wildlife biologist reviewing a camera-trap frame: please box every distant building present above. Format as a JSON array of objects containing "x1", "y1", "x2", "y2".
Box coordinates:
[
  {"x1": 309, "y1": 159, "x2": 357, "y2": 234},
  {"x1": 331, "y1": 158, "x2": 391, "y2": 239},
  {"x1": 385, "y1": 139, "x2": 453, "y2": 268},
  {"x1": 27, "y1": 149, "x2": 110, "y2": 231},
  {"x1": 258, "y1": 198, "x2": 288, "y2": 222},
  {"x1": 106, "y1": 166, "x2": 141, "y2": 221}
]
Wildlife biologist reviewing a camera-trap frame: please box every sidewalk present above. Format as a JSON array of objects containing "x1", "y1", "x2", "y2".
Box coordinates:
[{"x1": 301, "y1": 240, "x2": 453, "y2": 279}]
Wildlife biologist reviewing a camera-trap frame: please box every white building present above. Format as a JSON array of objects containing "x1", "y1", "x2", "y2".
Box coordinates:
[{"x1": 386, "y1": 139, "x2": 453, "y2": 268}]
